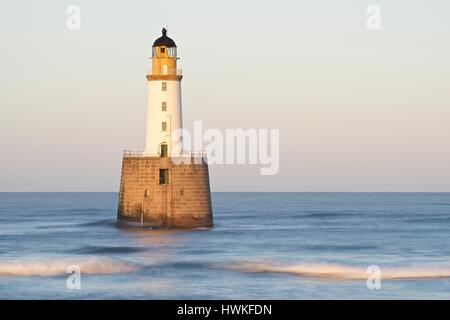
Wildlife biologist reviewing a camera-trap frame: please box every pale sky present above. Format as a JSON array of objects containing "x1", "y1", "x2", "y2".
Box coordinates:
[{"x1": 1, "y1": 0, "x2": 450, "y2": 192}]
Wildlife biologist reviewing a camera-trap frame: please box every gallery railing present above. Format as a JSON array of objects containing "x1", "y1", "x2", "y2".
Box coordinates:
[{"x1": 123, "y1": 150, "x2": 207, "y2": 162}]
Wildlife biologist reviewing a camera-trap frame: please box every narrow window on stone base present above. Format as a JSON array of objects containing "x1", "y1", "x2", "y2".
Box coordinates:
[{"x1": 159, "y1": 169, "x2": 169, "y2": 185}]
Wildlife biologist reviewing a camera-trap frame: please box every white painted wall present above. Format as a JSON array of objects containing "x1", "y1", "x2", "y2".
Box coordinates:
[{"x1": 144, "y1": 80, "x2": 183, "y2": 155}]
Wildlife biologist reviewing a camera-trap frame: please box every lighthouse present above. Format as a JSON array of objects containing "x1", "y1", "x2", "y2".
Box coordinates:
[
  {"x1": 117, "y1": 29, "x2": 213, "y2": 229},
  {"x1": 145, "y1": 28, "x2": 183, "y2": 156}
]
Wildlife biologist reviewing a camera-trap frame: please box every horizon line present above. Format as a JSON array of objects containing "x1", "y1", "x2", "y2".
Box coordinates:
[{"x1": 1, "y1": 191, "x2": 450, "y2": 193}]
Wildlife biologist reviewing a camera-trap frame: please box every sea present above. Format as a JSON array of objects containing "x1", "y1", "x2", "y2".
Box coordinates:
[{"x1": 0, "y1": 192, "x2": 449, "y2": 299}]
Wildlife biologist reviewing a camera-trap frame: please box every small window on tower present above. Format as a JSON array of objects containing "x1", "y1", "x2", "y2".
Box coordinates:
[
  {"x1": 162, "y1": 101, "x2": 167, "y2": 111},
  {"x1": 162, "y1": 82, "x2": 167, "y2": 91},
  {"x1": 160, "y1": 47, "x2": 165, "y2": 54},
  {"x1": 162, "y1": 122, "x2": 167, "y2": 131}
]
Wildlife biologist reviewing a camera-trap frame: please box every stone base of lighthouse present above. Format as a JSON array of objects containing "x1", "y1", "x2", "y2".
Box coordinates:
[{"x1": 117, "y1": 155, "x2": 213, "y2": 229}]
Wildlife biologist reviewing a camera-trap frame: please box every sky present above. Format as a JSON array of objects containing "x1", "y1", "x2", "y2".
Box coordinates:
[{"x1": 1, "y1": 0, "x2": 450, "y2": 192}]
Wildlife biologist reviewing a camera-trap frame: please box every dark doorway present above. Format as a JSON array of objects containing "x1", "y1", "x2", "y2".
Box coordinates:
[
  {"x1": 160, "y1": 144, "x2": 168, "y2": 157},
  {"x1": 159, "y1": 169, "x2": 169, "y2": 185}
]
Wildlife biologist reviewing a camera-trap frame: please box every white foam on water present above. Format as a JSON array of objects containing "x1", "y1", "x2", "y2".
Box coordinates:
[
  {"x1": 224, "y1": 261, "x2": 450, "y2": 280},
  {"x1": 0, "y1": 257, "x2": 138, "y2": 276}
]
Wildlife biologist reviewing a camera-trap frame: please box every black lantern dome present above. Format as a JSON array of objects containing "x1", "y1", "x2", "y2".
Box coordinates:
[{"x1": 152, "y1": 28, "x2": 177, "y2": 47}]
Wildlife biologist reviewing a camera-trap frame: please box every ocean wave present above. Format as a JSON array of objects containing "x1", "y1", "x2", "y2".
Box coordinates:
[
  {"x1": 157, "y1": 261, "x2": 208, "y2": 270},
  {"x1": 222, "y1": 261, "x2": 450, "y2": 280},
  {"x1": 301, "y1": 212, "x2": 355, "y2": 218},
  {"x1": 0, "y1": 257, "x2": 139, "y2": 277},
  {"x1": 304, "y1": 244, "x2": 378, "y2": 251},
  {"x1": 77, "y1": 219, "x2": 117, "y2": 227},
  {"x1": 71, "y1": 245, "x2": 147, "y2": 255}
]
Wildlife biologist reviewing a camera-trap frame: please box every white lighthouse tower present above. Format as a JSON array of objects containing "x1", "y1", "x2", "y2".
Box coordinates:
[{"x1": 144, "y1": 28, "x2": 183, "y2": 156}]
